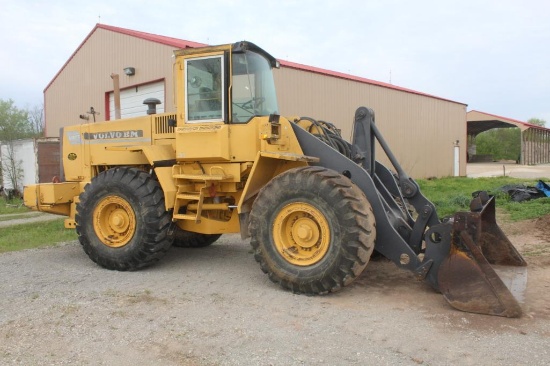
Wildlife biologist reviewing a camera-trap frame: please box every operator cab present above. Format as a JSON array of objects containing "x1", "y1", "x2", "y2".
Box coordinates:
[{"x1": 177, "y1": 41, "x2": 279, "y2": 124}]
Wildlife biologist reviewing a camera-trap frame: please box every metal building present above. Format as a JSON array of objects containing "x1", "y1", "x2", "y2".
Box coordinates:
[
  {"x1": 44, "y1": 24, "x2": 467, "y2": 178},
  {"x1": 467, "y1": 110, "x2": 550, "y2": 165}
]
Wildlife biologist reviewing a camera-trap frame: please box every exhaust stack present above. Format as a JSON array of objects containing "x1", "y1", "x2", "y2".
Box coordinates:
[{"x1": 143, "y1": 98, "x2": 161, "y2": 115}]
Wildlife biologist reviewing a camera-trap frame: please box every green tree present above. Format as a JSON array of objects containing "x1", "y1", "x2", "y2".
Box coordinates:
[
  {"x1": 0, "y1": 99, "x2": 34, "y2": 193},
  {"x1": 27, "y1": 104, "x2": 45, "y2": 137},
  {"x1": 475, "y1": 128, "x2": 521, "y2": 161},
  {"x1": 528, "y1": 118, "x2": 546, "y2": 127},
  {"x1": 0, "y1": 99, "x2": 32, "y2": 141}
]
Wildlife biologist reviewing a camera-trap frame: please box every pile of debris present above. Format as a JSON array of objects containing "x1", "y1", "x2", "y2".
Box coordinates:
[{"x1": 499, "y1": 180, "x2": 550, "y2": 202}]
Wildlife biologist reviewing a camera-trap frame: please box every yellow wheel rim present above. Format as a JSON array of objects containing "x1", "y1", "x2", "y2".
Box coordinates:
[
  {"x1": 273, "y1": 202, "x2": 331, "y2": 266},
  {"x1": 93, "y1": 195, "x2": 136, "y2": 248}
]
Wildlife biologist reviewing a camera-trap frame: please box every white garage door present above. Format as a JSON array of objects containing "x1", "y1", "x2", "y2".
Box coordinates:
[{"x1": 109, "y1": 80, "x2": 165, "y2": 119}]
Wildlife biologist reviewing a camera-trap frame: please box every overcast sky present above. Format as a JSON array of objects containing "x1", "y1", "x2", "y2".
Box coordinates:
[{"x1": 1, "y1": 0, "x2": 549, "y2": 123}]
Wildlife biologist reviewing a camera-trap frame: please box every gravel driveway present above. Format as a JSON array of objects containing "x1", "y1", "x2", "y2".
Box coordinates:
[{"x1": 1, "y1": 231, "x2": 549, "y2": 365}]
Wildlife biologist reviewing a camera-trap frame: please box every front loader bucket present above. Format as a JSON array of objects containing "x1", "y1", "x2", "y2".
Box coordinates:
[{"x1": 438, "y1": 192, "x2": 527, "y2": 317}]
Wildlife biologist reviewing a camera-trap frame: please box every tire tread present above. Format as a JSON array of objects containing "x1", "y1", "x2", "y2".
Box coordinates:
[
  {"x1": 75, "y1": 167, "x2": 173, "y2": 270},
  {"x1": 249, "y1": 166, "x2": 376, "y2": 295}
]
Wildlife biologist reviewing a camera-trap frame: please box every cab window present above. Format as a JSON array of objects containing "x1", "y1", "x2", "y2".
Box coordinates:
[
  {"x1": 185, "y1": 55, "x2": 224, "y2": 123},
  {"x1": 231, "y1": 52, "x2": 278, "y2": 123}
]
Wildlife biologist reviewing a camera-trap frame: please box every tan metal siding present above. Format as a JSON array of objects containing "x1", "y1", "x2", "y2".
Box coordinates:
[
  {"x1": 274, "y1": 67, "x2": 467, "y2": 179},
  {"x1": 45, "y1": 28, "x2": 177, "y2": 137},
  {"x1": 45, "y1": 28, "x2": 467, "y2": 178}
]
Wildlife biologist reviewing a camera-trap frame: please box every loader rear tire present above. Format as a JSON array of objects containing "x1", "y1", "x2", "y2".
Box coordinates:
[
  {"x1": 173, "y1": 227, "x2": 222, "y2": 248},
  {"x1": 249, "y1": 166, "x2": 376, "y2": 294},
  {"x1": 76, "y1": 167, "x2": 174, "y2": 271}
]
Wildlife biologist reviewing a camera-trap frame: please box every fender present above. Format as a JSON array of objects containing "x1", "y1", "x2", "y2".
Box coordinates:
[
  {"x1": 237, "y1": 151, "x2": 318, "y2": 238},
  {"x1": 108, "y1": 144, "x2": 177, "y2": 209}
]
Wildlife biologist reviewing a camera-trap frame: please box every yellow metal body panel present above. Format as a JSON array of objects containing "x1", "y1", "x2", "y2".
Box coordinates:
[
  {"x1": 60, "y1": 114, "x2": 178, "y2": 208},
  {"x1": 62, "y1": 125, "x2": 87, "y2": 182},
  {"x1": 259, "y1": 151, "x2": 319, "y2": 163},
  {"x1": 62, "y1": 115, "x2": 158, "y2": 181},
  {"x1": 258, "y1": 117, "x2": 308, "y2": 156},
  {"x1": 141, "y1": 144, "x2": 176, "y2": 163},
  {"x1": 173, "y1": 162, "x2": 242, "y2": 183},
  {"x1": 176, "y1": 207, "x2": 240, "y2": 234},
  {"x1": 85, "y1": 117, "x2": 152, "y2": 167},
  {"x1": 238, "y1": 153, "x2": 307, "y2": 214},
  {"x1": 174, "y1": 45, "x2": 232, "y2": 58},
  {"x1": 175, "y1": 124, "x2": 230, "y2": 161},
  {"x1": 23, "y1": 182, "x2": 80, "y2": 216},
  {"x1": 65, "y1": 200, "x2": 78, "y2": 228},
  {"x1": 155, "y1": 166, "x2": 177, "y2": 209},
  {"x1": 227, "y1": 122, "x2": 262, "y2": 161},
  {"x1": 104, "y1": 144, "x2": 175, "y2": 163}
]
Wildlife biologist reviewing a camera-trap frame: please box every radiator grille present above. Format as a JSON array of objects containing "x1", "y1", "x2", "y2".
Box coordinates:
[{"x1": 154, "y1": 114, "x2": 176, "y2": 135}]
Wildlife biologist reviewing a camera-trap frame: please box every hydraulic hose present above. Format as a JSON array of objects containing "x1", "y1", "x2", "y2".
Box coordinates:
[{"x1": 298, "y1": 117, "x2": 354, "y2": 159}]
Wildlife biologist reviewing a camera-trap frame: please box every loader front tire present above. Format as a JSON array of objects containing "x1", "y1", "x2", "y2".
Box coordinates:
[
  {"x1": 173, "y1": 227, "x2": 222, "y2": 248},
  {"x1": 249, "y1": 166, "x2": 376, "y2": 294},
  {"x1": 76, "y1": 167, "x2": 174, "y2": 270}
]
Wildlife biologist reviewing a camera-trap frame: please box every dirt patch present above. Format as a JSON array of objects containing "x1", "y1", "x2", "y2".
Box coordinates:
[
  {"x1": 501, "y1": 215, "x2": 550, "y2": 320},
  {"x1": 503, "y1": 214, "x2": 550, "y2": 264},
  {"x1": 535, "y1": 214, "x2": 550, "y2": 239}
]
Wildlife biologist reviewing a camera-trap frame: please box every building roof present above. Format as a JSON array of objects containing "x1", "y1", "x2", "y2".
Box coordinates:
[
  {"x1": 45, "y1": 23, "x2": 465, "y2": 105},
  {"x1": 44, "y1": 24, "x2": 205, "y2": 92},
  {"x1": 467, "y1": 110, "x2": 548, "y2": 136},
  {"x1": 277, "y1": 59, "x2": 464, "y2": 104}
]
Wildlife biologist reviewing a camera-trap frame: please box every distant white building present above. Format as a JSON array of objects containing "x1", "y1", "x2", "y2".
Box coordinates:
[{"x1": 1, "y1": 138, "x2": 60, "y2": 192}]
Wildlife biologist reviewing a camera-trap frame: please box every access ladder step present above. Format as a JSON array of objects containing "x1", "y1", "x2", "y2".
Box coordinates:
[
  {"x1": 176, "y1": 193, "x2": 202, "y2": 201},
  {"x1": 173, "y1": 213, "x2": 200, "y2": 221}
]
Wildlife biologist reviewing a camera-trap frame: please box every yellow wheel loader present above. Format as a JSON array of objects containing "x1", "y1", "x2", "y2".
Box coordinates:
[{"x1": 24, "y1": 41, "x2": 526, "y2": 317}]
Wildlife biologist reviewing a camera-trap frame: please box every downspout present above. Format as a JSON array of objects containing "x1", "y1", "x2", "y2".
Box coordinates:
[
  {"x1": 453, "y1": 140, "x2": 460, "y2": 177},
  {"x1": 110, "y1": 73, "x2": 121, "y2": 120}
]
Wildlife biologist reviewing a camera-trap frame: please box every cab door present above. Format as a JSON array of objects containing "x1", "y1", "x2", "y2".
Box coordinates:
[{"x1": 175, "y1": 52, "x2": 230, "y2": 162}]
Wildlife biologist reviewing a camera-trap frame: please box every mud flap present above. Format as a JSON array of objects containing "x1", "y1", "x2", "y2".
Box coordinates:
[{"x1": 438, "y1": 192, "x2": 527, "y2": 317}]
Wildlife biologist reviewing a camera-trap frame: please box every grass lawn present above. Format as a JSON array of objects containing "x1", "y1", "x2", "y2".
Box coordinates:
[
  {"x1": 0, "y1": 200, "x2": 30, "y2": 215},
  {"x1": 417, "y1": 176, "x2": 550, "y2": 220},
  {"x1": 0, "y1": 218, "x2": 78, "y2": 253}
]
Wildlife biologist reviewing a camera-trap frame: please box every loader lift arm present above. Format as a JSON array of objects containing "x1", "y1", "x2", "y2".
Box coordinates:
[
  {"x1": 291, "y1": 107, "x2": 526, "y2": 317},
  {"x1": 291, "y1": 115, "x2": 446, "y2": 285}
]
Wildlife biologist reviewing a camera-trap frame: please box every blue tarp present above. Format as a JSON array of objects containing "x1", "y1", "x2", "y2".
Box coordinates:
[{"x1": 536, "y1": 180, "x2": 550, "y2": 197}]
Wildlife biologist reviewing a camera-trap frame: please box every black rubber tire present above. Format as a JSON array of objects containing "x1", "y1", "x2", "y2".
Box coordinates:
[
  {"x1": 249, "y1": 166, "x2": 376, "y2": 294},
  {"x1": 172, "y1": 227, "x2": 222, "y2": 248},
  {"x1": 75, "y1": 167, "x2": 174, "y2": 270}
]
